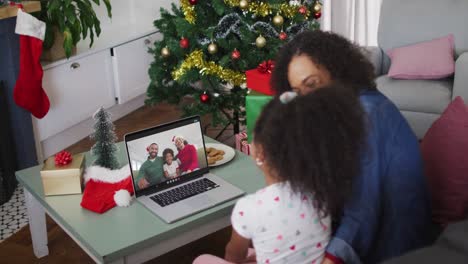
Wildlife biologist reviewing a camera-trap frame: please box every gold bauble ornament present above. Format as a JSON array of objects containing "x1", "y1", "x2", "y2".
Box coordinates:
[
  {"x1": 239, "y1": 0, "x2": 249, "y2": 10},
  {"x1": 161, "y1": 47, "x2": 170, "y2": 58},
  {"x1": 273, "y1": 14, "x2": 284, "y2": 27},
  {"x1": 313, "y1": 1, "x2": 322, "y2": 13},
  {"x1": 208, "y1": 42, "x2": 218, "y2": 54},
  {"x1": 256, "y1": 35, "x2": 267, "y2": 48}
]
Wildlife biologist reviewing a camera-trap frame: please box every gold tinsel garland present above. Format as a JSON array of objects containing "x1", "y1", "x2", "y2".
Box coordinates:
[
  {"x1": 172, "y1": 50, "x2": 246, "y2": 86},
  {"x1": 181, "y1": 0, "x2": 196, "y2": 24},
  {"x1": 223, "y1": 0, "x2": 305, "y2": 19}
]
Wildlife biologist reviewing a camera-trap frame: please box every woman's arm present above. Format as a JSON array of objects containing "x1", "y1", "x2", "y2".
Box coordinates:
[
  {"x1": 225, "y1": 229, "x2": 251, "y2": 263},
  {"x1": 325, "y1": 107, "x2": 382, "y2": 264},
  {"x1": 188, "y1": 145, "x2": 199, "y2": 169}
]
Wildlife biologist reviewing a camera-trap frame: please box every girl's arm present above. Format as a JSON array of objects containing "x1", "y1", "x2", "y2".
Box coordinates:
[
  {"x1": 164, "y1": 170, "x2": 170, "y2": 179},
  {"x1": 176, "y1": 168, "x2": 180, "y2": 176},
  {"x1": 225, "y1": 229, "x2": 250, "y2": 263}
]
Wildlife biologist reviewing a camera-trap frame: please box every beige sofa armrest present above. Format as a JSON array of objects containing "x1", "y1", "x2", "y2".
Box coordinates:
[{"x1": 453, "y1": 52, "x2": 468, "y2": 101}]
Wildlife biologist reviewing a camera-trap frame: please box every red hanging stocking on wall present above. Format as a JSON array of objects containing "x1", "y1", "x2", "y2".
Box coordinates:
[{"x1": 14, "y1": 9, "x2": 50, "y2": 119}]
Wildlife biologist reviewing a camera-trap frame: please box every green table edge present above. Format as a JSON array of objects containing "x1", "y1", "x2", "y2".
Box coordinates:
[{"x1": 16, "y1": 136, "x2": 264, "y2": 263}]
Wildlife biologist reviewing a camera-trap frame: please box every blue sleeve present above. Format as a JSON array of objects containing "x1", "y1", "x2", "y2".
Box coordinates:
[{"x1": 326, "y1": 108, "x2": 382, "y2": 264}]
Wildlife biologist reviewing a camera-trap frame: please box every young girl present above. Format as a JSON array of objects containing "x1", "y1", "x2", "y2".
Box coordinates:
[
  {"x1": 162, "y1": 148, "x2": 180, "y2": 179},
  {"x1": 193, "y1": 85, "x2": 366, "y2": 264}
]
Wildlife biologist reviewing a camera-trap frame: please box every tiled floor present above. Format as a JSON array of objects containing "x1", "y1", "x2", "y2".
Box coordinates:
[{"x1": 0, "y1": 186, "x2": 28, "y2": 242}]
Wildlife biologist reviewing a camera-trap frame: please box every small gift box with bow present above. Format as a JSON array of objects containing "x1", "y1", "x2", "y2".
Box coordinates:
[
  {"x1": 245, "y1": 60, "x2": 276, "y2": 96},
  {"x1": 235, "y1": 132, "x2": 251, "y2": 156},
  {"x1": 245, "y1": 91, "x2": 273, "y2": 142},
  {"x1": 40, "y1": 151, "x2": 86, "y2": 196}
]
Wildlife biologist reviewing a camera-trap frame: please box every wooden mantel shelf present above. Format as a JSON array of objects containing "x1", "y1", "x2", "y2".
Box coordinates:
[{"x1": 0, "y1": 1, "x2": 41, "y2": 20}]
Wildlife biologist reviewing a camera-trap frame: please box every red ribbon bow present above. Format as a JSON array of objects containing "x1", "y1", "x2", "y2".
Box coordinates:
[
  {"x1": 9, "y1": 2, "x2": 24, "y2": 9},
  {"x1": 55, "y1": 151, "x2": 73, "y2": 166},
  {"x1": 257, "y1": 60, "x2": 275, "y2": 74}
]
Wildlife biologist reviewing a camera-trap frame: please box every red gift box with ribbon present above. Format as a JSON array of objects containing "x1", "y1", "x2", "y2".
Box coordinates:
[{"x1": 246, "y1": 60, "x2": 276, "y2": 96}]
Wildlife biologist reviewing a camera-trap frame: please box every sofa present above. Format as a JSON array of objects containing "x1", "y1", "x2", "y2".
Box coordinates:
[
  {"x1": 382, "y1": 219, "x2": 468, "y2": 264},
  {"x1": 365, "y1": 0, "x2": 468, "y2": 139}
]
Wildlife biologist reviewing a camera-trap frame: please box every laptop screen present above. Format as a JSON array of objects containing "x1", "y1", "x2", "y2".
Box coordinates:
[{"x1": 124, "y1": 116, "x2": 209, "y2": 197}]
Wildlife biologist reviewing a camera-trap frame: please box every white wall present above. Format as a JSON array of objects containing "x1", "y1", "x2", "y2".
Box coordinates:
[{"x1": 93, "y1": 0, "x2": 178, "y2": 28}]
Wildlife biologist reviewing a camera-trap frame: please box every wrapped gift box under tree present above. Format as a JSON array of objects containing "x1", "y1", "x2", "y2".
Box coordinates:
[
  {"x1": 235, "y1": 131, "x2": 252, "y2": 156},
  {"x1": 245, "y1": 91, "x2": 273, "y2": 143},
  {"x1": 245, "y1": 60, "x2": 276, "y2": 142},
  {"x1": 245, "y1": 60, "x2": 276, "y2": 96}
]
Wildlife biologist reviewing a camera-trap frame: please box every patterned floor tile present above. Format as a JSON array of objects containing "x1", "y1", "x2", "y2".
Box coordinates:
[{"x1": 0, "y1": 186, "x2": 28, "y2": 242}]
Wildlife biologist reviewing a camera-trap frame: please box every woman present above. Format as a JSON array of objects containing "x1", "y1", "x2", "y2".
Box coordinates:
[
  {"x1": 173, "y1": 135, "x2": 199, "y2": 174},
  {"x1": 271, "y1": 30, "x2": 433, "y2": 264}
]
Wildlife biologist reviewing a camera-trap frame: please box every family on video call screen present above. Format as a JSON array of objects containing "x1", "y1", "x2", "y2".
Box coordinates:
[{"x1": 127, "y1": 122, "x2": 208, "y2": 191}]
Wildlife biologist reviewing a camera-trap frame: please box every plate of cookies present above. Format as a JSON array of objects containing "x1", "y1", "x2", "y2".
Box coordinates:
[{"x1": 205, "y1": 143, "x2": 236, "y2": 167}]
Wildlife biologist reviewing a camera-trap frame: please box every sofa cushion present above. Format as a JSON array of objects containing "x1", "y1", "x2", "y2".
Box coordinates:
[
  {"x1": 378, "y1": 0, "x2": 468, "y2": 73},
  {"x1": 376, "y1": 75, "x2": 452, "y2": 114},
  {"x1": 421, "y1": 97, "x2": 468, "y2": 226},
  {"x1": 387, "y1": 35, "x2": 455, "y2": 79}
]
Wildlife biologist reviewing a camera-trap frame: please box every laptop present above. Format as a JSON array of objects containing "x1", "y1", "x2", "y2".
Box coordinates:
[{"x1": 124, "y1": 116, "x2": 245, "y2": 223}]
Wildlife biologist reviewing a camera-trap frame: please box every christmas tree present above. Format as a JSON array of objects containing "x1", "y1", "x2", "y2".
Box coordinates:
[
  {"x1": 146, "y1": 0, "x2": 322, "y2": 131},
  {"x1": 90, "y1": 107, "x2": 119, "y2": 170}
]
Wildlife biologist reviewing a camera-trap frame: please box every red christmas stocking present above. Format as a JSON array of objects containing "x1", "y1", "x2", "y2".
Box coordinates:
[{"x1": 13, "y1": 9, "x2": 50, "y2": 119}]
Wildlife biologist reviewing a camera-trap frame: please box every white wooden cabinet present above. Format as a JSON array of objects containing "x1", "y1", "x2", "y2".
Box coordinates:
[
  {"x1": 34, "y1": 50, "x2": 115, "y2": 141},
  {"x1": 32, "y1": 0, "x2": 168, "y2": 159},
  {"x1": 112, "y1": 33, "x2": 161, "y2": 104}
]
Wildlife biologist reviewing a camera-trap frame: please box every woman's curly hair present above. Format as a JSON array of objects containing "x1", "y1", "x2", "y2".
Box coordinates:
[
  {"x1": 271, "y1": 30, "x2": 376, "y2": 94},
  {"x1": 253, "y1": 84, "x2": 366, "y2": 220}
]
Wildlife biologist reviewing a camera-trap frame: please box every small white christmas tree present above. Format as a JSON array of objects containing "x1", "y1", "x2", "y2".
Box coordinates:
[{"x1": 90, "y1": 107, "x2": 119, "y2": 170}]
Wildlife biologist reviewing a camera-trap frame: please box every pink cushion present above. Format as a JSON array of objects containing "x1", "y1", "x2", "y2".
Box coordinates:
[
  {"x1": 421, "y1": 96, "x2": 468, "y2": 226},
  {"x1": 387, "y1": 35, "x2": 455, "y2": 79}
]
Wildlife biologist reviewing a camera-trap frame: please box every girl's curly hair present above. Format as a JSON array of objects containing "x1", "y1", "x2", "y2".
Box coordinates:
[
  {"x1": 253, "y1": 84, "x2": 366, "y2": 219},
  {"x1": 271, "y1": 30, "x2": 376, "y2": 94},
  {"x1": 162, "y1": 148, "x2": 174, "y2": 162}
]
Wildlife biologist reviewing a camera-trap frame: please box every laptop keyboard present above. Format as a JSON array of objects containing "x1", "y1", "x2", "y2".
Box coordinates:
[{"x1": 150, "y1": 178, "x2": 220, "y2": 207}]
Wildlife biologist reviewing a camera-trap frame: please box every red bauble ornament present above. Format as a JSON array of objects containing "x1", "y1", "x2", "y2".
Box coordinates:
[
  {"x1": 298, "y1": 6, "x2": 307, "y2": 15},
  {"x1": 180, "y1": 38, "x2": 189, "y2": 49},
  {"x1": 314, "y1": 12, "x2": 322, "y2": 19},
  {"x1": 200, "y1": 92, "x2": 210, "y2": 103},
  {"x1": 279, "y1": 31, "x2": 288, "y2": 41},
  {"x1": 188, "y1": 0, "x2": 197, "y2": 5},
  {"x1": 55, "y1": 151, "x2": 73, "y2": 166},
  {"x1": 231, "y1": 49, "x2": 241, "y2": 60}
]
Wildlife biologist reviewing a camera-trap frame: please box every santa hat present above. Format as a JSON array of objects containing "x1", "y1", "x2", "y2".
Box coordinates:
[
  {"x1": 80, "y1": 165, "x2": 135, "y2": 214},
  {"x1": 172, "y1": 135, "x2": 185, "y2": 142}
]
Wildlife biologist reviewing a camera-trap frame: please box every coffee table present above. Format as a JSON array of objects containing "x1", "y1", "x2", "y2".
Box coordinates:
[{"x1": 15, "y1": 137, "x2": 264, "y2": 263}]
